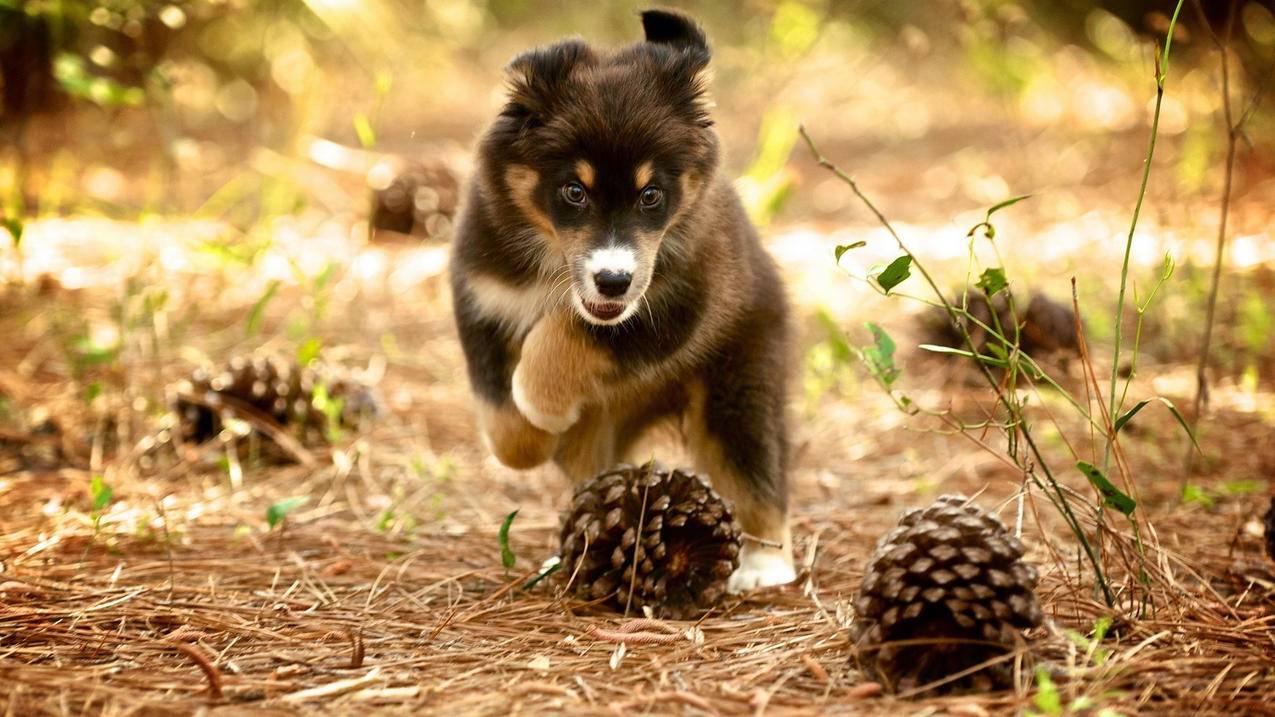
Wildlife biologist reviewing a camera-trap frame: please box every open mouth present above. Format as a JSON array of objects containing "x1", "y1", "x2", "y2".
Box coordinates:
[{"x1": 582, "y1": 299, "x2": 626, "y2": 321}]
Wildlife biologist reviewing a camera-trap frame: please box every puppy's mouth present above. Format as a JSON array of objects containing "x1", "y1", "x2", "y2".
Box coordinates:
[
  {"x1": 582, "y1": 299, "x2": 626, "y2": 321},
  {"x1": 570, "y1": 288, "x2": 640, "y2": 326}
]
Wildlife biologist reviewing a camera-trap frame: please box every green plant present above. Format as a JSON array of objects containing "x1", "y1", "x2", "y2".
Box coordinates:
[
  {"x1": 311, "y1": 383, "x2": 344, "y2": 443},
  {"x1": 89, "y1": 474, "x2": 114, "y2": 536},
  {"x1": 801, "y1": 0, "x2": 1196, "y2": 611},
  {"x1": 266, "y1": 496, "x2": 308, "y2": 531},
  {"x1": 498, "y1": 509, "x2": 518, "y2": 575}
]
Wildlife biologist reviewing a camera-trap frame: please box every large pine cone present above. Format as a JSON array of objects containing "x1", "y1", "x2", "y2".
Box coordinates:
[
  {"x1": 171, "y1": 355, "x2": 378, "y2": 447},
  {"x1": 852, "y1": 495, "x2": 1044, "y2": 693},
  {"x1": 558, "y1": 462, "x2": 741, "y2": 619},
  {"x1": 1264, "y1": 497, "x2": 1275, "y2": 564}
]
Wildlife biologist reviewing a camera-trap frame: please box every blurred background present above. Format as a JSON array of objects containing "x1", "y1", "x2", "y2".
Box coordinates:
[
  {"x1": 1, "y1": 0, "x2": 1274, "y2": 513},
  {"x1": 1, "y1": 0, "x2": 1273, "y2": 446}
]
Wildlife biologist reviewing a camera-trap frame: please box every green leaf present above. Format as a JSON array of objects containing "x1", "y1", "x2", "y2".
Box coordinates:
[
  {"x1": 522, "y1": 558, "x2": 561, "y2": 590},
  {"x1": 875, "y1": 255, "x2": 912, "y2": 294},
  {"x1": 90, "y1": 475, "x2": 113, "y2": 512},
  {"x1": 2, "y1": 217, "x2": 22, "y2": 247},
  {"x1": 1076, "y1": 462, "x2": 1136, "y2": 516},
  {"x1": 1033, "y1": 666, "x2": 1062, "y2": 716},
  {"x1": 976, "y1": 267, "x2": 1008, "y2": 296},
  {"x1": 860, "y1": 323, "x2": 900, "y2": 387},
  {"x1": 1111, "y1": 396, "x2": 1199, "y2": 451},
  {"x1": 986, "y1": 194, "x2": 1032, "y2": 217},
  {"x1": 297, "y1": 337, "x2": 322, "y2": 367},
  {"x1": 833, "y1": 241, "x2": 866, "y2": 263},
  {"x1": 917, "y1": 344, "x2": 1009, "y2": 367},
  {"x1": 353, "y1": 113, "x2": 376, "y2": 149},
  {"x1": 1181, "y1": 484, "x2": 1214, "y2": 508},
  {"x1": 266, "y1": 496, "x2": 308, "y2": 529},
  {"x1": 1222, "y1": 479, "x2": 1261, "y2": 495},
  {"x1": 499, "y1": 509, "x2": 519, "y2": 570},
  {"x1": 246, "y1": 280, "x2": 280, "y2": 337}
]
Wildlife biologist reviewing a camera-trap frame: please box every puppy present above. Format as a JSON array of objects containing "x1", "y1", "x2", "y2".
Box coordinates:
[{"x1": 450, "y1": 10, "x2": 795, "y2": 591}]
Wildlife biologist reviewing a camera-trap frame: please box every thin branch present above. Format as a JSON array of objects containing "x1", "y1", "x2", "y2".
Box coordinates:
[{"x1": 1185, "y1": 0, "x2": 1244, "y2": 482}]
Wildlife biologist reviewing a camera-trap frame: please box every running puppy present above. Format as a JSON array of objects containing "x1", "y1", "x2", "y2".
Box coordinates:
[{"x1": 450, "y1": 10, "x2": 795, "y2": 591}]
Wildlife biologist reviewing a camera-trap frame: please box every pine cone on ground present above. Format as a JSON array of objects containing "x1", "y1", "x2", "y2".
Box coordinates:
[
  {"x1": 171, "y1": 355, "x2": 378, "y2": 447},
  {"x1": 923, "y1": 292, "x2": 1079, "y2": 358},
  {"x1": 852, "y1": 494, "x2": 1044, "y2": 693},
  {"x1": 1264, "y1": 497, "x2": 1275, "y2": 564},
  {"x1": 558, "y1": 462, "x2": 741, "y2": 619},
  {"x1": 368, "y1": 159, "x2": 459, "y2": 239}
]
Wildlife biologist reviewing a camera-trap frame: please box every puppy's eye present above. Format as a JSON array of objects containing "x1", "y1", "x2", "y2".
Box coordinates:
[
  {"x1": 639, "y1": 186, "x2": 664, "y2": 208},
  {"x1": 561, "y1": 182, "x2": 588, "y2": 207}
]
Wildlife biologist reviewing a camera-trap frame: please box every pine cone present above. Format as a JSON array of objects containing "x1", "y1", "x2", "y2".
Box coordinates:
[
  {"x1": 558, "y1": 462, "x2": 741, "y2": 619},
  {"x1": 171, "y1": 355, "x2": 378, "y2": 447},
  {"x1": 369, "y1": 159, "x2": 458, "y2": 239},
  {"x1": 1264, "y1": 497, "x2": 1275, "y2": 564},
  {"x1": 922, "y1": 292, "x2": 1078, "y2": 358},
  {"x1": 852, "y1": 495, "x2": 1044, "y2": 693}
]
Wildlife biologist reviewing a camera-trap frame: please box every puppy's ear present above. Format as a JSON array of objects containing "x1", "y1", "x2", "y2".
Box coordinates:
[
  {"x1": 502, "y1": 39, "x2": 593, "y2": 130},
  {"x1": 641, "y1": 10, "x2": 713, "y2": 127},
  {"x1": 641, "y1": 9, "x2": 709, "y2": 56}
]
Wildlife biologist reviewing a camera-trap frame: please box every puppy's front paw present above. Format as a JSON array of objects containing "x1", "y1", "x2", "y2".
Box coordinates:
[
  {"x1": 511, "y1": 361, "x2": 580, "y2": 434},
  {"x1": 727, "y1": 544, "x2": 796, "y2": 594}
]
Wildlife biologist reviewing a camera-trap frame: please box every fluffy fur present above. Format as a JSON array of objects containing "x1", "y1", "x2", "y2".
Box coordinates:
[{"x1": 450, "y1": 9, "x2": 795, "y2": 591}]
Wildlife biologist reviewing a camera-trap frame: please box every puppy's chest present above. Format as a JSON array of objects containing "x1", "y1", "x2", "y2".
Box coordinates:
[{"x1": 465, "y1": 273, "x2": 558, "y2": 338}]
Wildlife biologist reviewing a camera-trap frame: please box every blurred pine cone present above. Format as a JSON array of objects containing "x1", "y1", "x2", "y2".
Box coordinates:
[
  {"x1": 559, "y1": 462, "x2": 741, "y2": 619},
  {"x1": 368, "y1": 159, "x2": 458, "y2": 239},
  {"x1": 852, "y1": 495, "x2": 1044, "y2": 693},
  {"x1": 1264, "y1": 497, "x2": 1274, "y2": 564},
  {"x1": 923, "y1": 292, "x2": 1079, "y2": 358},
  {"x1": 171, "y1": 355, "x2": 378, "y2": 447}
]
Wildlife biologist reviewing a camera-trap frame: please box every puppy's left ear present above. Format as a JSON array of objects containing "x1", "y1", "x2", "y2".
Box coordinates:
[
  {"x1": 641, "y1": 9, "x2": 709, "y2": 58},
  {"x1": 641, "y1": 10, "x2": 713, "y2": 127}
]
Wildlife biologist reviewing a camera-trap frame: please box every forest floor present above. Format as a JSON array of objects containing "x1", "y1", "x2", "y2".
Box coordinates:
[
  {"x1": 2, "y1": 99, "x2": 1275, "y2": 714},
  {"x1": 2, "y1": 202, "x2": 1273, "y2": 715}
]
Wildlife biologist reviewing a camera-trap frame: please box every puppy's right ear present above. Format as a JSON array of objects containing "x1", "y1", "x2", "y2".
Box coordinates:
[{"x1": 501, "y1": 39, "x2": 593, "y2": 130}]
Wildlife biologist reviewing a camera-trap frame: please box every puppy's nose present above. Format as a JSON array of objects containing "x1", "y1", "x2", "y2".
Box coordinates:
[{"x1": 593, "y1": 270, "x2": 632, "y2": 298}]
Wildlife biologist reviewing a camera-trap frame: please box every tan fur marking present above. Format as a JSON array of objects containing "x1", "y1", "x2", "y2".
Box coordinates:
[
  {"x1": 575, "y1": 160, "x2": 595, "y2": 189},
  {"x1": 466, "y1": 273, "x2": 553, "y2": 336},
  {"x1": 635, "y1": 161, "x2": 654, "y2": 190},
  {"x1": 555, "y1": 405, "x2": 618, "y2": 482},
  {"x1": 683, "y1": 380, "x2": 789, "y2": 549},
  {"x1": 516, "y1": 308, "x2": 615, "y2": 424},
  {"x1": 505, "y1": 164, "x2": 556, "y2": 239},
  {"x1": 477, "y1": 400, "x2": 558, "y2": 470}
]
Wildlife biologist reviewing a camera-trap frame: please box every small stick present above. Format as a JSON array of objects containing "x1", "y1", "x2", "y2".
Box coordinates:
[
  {"x1": 347, "y1": 628, "x2": 365, "y2": 668},
  {"x1": 586, "y1": 625, "x2": 680, "y2": 645},
  {"x1": 170, "y1": 642, "x2": 223, "y2": 701}
]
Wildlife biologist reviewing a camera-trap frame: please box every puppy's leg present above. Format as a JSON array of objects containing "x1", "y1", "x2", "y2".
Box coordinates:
[
  {"x1": 512, "y1": 308, "x2": 613, "y2": 434},
  {"x1": 685, "y1": 376, "x2": 795, "y2": 593},
  {"x1": 476, "y1": 399, "x2": 559, "y2": 470},
  {"x1": 453, "y1": 282, "x2": 557, "y2": 470},
  {"x1": 554, "y1": 404, "x2": 618, "y2": 483}
]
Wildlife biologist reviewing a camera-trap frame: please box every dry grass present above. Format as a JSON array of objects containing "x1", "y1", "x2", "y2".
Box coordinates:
[{"x1": 1, "y1": 218, "x2": 1273, "y2": 716}]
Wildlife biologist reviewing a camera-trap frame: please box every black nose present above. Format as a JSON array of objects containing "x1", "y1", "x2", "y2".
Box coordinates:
[{"x1": 593, "y1": 270, "x2": 632, "y2": 298}]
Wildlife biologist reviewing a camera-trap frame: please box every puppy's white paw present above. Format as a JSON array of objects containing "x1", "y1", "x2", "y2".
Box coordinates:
[
  {"x1": 727, "y1": 545, "x2": 796, "y2": 594},
  {"x1": 511, "y1": 362, "x2": 579, "y2": 434}
]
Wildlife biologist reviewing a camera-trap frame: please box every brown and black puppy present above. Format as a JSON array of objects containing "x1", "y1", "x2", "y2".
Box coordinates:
[{"x1": 450, "y1": 10, "x2": 794, "y2": 590}]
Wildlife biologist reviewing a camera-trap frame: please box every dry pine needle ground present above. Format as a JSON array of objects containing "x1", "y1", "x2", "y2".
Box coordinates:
[{"x1": 1, "y1": 220, "x2": 1273, "y2": 716}]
